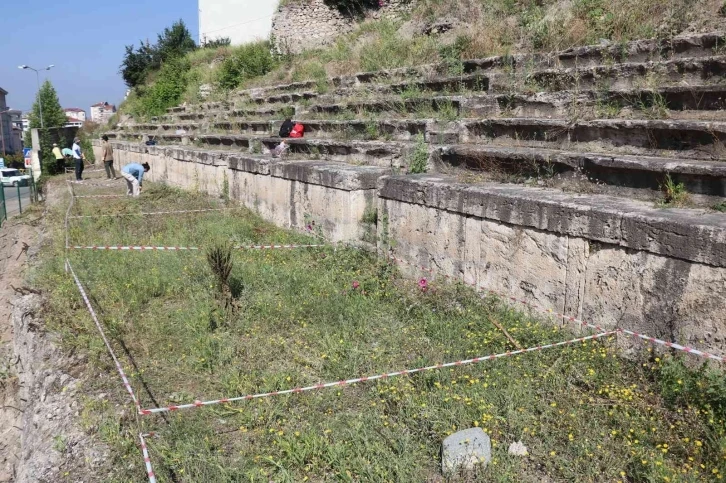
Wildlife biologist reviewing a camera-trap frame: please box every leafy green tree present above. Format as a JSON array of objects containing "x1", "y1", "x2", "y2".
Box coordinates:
[
  {"x1": 155, "y1": 20, "x2": 197, "y2": 64},
  {"x1": 120, "y1": 41, "x2": 155, "y2": 88},
  {"x1": 28, "y1": 80, "x2": 67, "y2": 129},
  {"x1": 120, "y1": 20, "x2": 196, "y2": 88}
]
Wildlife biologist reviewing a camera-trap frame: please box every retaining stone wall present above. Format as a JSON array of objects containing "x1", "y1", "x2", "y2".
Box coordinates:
[
  {"x1": 271, "y1": 0, "x2": 413, "y2": 54},
  {"x1": 95, "y1": 141, "x2": 726, "y2": 357},
  {"x1": 95, "y1": 142, "x2": 384, "y2": 243}
]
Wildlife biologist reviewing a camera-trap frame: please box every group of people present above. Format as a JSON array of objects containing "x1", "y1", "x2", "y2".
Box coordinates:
[{"x1": 51, "y1": 135, "x2": 150, "y2": 197}]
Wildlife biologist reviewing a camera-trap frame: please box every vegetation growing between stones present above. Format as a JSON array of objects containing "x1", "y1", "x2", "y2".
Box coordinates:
[
  {"x1": 36, "y1": 179, "x2": 726, "y2": 481},
  {"x1": 658, "y1": 173, "x2": 690, "y2": 207},
  {"x1": 118, "y1": 0, "x2": 723, "y2": 120}
]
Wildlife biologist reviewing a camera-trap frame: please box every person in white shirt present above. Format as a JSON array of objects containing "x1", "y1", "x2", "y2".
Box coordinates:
[{"x1": 72, "y1": 137, "x2": 85, "y2": 182}]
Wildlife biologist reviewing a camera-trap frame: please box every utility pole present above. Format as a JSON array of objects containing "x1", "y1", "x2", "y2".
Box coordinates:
[{"x1": 18, "y1": 64, "x2": 54, "y2": 129}]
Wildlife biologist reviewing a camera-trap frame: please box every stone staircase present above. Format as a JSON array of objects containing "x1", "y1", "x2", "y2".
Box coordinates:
[
  {"x1": 99, "y1": 32, "x2": 726, "y2": 353},
  {"x1": 108, "y1": 32, "x2": 726, "y2": 205}
]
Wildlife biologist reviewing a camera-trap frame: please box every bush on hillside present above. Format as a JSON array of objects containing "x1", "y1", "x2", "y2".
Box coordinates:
[
  {"x1": 217, "y1": 41, "x2": 278, "y2": 91},
  {"x1": 324, "y1": 0, "x2": 381, "y2": 16},
  {"x1": 129, "y1": 58, "x2": 191, "y2": 117},
  {"x1": 201, "y1": 37, "x2": 232, "y2": 48}
]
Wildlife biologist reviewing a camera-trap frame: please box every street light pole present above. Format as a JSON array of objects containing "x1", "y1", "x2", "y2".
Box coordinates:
[{"x1": 18, "y1": 65, "x2": 54, "y2": 129}]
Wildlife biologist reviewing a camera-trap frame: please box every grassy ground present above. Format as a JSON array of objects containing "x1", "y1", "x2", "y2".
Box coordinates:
[{"x1": 33, "y1": 176, "x2": 726, "y2": 482}]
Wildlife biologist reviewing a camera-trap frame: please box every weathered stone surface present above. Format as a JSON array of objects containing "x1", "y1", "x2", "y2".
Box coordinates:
[
  {"x1": 378, "y1": 175, "x2": 726, "y2": 267},
  {"x1": 270, "y1": 161, "x2": 389, "y2": 191},
  {"x1": 271, "y1": 0, "x2": 413, "y2": 54},
  {"x1": 442, "y1": 428, "x2": 491, "y2": 474}
]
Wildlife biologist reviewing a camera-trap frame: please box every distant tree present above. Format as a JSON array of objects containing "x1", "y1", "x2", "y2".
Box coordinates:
[
  {"x1": 28, "y1": 80, "x2": 67, "y2": 129},
  {"x1": 202, "y1": 37, "x2": 232, "y2": 49},
  {"x1": 120, "y1": 41, "x2": 155, "y2": 88},
  {"x1": 155, "y1": 20, "x2": 197, "y2": 63},
  {"x1": 120, "y1": 20, "x2": 196, "y2": 88}
]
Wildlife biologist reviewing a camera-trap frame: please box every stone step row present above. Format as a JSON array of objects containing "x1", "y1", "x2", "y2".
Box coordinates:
[
  {"x1": 152, "y1": 84, "x2": 726, "y2": 126},
  {"x1": 230, "y1": 32, "x2": 726, "y2": 102},
  {"x1": 105, "y1": 128, "x2": 726, "y2": 198},
  {"x1": 162, "y1": 54, "x2": 726, "y2": 122},
  {"x1": 115, "y1": 117, "x2": 726, "y2": 161},
  {"x1": 101, "y1": 138, "x2": 726, "y2": 269}
]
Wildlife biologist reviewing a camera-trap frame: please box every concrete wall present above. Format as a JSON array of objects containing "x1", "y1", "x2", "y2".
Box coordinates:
[
  {"x1": 200, "y1": 0, "x2": 277, "y2": 46},
  {"x1": 96, "y1": 141, "x2": 726, "y2": 357}
]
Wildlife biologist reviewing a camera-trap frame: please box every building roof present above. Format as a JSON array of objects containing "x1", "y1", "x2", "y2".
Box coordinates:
[
  {"x1": 64, "y1": 107, "x2": 85, "y2": 112},
  {"x1": 0, "y1": 87, "x2": 7, "y2": 95}
]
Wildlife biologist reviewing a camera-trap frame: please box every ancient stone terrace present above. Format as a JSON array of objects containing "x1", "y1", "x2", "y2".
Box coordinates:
[{"x1": 109, "y1": 32, "x2": 726, "y2": 209}]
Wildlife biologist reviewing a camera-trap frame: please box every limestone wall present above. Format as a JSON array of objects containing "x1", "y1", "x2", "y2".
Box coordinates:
[
  {"x1": 96, "y1": 141, "x2": 726, "y2": 357},
  {"x1": 271, "y1": 0, "x2": 413, "y2": 54},
  {"x1": 378, "y1": 175, "x2": 726, "y2": 357},
  {"x1": 95, "y1": 142, "x2": 386, "y2": 243}
]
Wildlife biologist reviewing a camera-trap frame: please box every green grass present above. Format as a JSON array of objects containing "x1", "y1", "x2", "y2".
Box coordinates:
[
  {"x1": 33, "y1": 178, "x2": 726, "y2": 482},
  {"x1": 658, "y1": 173, "x2": 690, "y2": 207}
]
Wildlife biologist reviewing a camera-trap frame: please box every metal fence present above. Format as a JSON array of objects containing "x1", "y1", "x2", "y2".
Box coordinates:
[{"x1": 0, "y1": 169, "x2": 40, "y2": 225}]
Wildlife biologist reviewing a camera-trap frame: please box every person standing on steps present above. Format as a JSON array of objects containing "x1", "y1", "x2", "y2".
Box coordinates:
[
  {"x1": 100, "y1": 135, "x2": 117, "y2": 179},
  {"x1": 52, "y1": 143, "x2": 65, "y2": 173},
  {"x1": 121, "y1": 162, "x2": 150, "y2": 197},
  {"x1": 72, "y1": 137, "x2": 85, "y2": 182}
]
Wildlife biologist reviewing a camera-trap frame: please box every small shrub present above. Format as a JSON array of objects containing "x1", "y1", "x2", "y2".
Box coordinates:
[
  {"x1": 361, "y1": 207, "x2": 378, "y2": 224},
  {"x1": 659, "y1": 173, "x2": 689, "y2": 207},
  {"x1": 217, "y1": 41, "x2": 278, "y2": 91},
  {"x1": 407, "y1": 134, "x2": 429, "y2": 174},
  {"x1": 712, "y1": 201, "x2": 726, "y2": 212},
  {"x1": 134, "y1": 58, "x2": 192, "y2": 117},
  {"x1": 207, "y1": 241, "x2": 234, "y2": 308}
]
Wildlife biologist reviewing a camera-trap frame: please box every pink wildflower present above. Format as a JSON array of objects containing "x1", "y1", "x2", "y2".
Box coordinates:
[
  {"x1": 352, "y1": 281, "x2": 360, "y2": 289},
  {"x1": 418, "y1": 278, "x2": 428, "y2": 292}
]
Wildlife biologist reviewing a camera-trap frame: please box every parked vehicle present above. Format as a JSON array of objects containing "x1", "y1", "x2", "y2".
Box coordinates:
[{"x1": 0, "y1": 169, "x2": 31, "y2": 187}]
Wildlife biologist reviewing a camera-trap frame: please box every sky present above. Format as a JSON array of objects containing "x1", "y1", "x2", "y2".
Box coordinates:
[{"x1": 1, "y1": 0, "x2": 199, "y2": 117}]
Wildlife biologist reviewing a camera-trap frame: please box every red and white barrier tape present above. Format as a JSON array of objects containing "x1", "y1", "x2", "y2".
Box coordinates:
[
  {"x1": 139, "y1": 331, "x2": 616, "y2": 415},
  {"x1": 388, "y1": 255, "x2": 726, "y2": 363},
  {"x1": 69, "y1": 208, "x2": 232, "y2": 219},
  {"x1": 66, "y1": 259, "x2": 141, "y2": 410},
  {"x1": 70, "y1": 244, "x2": 327, "y2": 251},
  {"x1": 138, "y1": 433, "x2": 157, "y2": 483}
]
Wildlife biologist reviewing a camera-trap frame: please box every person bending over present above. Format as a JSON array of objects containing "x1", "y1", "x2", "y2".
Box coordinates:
[{"x1": 121, "y1": 162, "x2": 150, "y2": 197}]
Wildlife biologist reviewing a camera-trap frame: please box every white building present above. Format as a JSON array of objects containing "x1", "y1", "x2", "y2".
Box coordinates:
[
  {"x1": 90, "y1": 102, "x2": 116, "y2": 124},
  {"x1": 199, "y1": 0, "x2": 277, "y2": 45},
  {"x1": 64, "y1": 117, "x2": 84, "y2": 128},
  {"x1": 64, "y1": 107, "x2": 87, "y2": 122}
]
